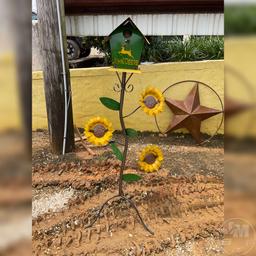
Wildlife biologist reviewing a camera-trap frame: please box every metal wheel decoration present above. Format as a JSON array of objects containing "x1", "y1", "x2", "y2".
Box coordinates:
[{"x1": 155, "y1": 80, "x2": 224, "y2": 145}]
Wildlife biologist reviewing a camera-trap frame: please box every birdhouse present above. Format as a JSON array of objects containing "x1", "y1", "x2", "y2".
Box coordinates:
[{"x1": 109, "y1": 17, "x2": 149, "y2": 72}]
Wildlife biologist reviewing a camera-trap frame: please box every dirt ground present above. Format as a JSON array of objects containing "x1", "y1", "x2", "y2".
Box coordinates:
[
  {"x1": 0, "y1": 133, "x2": 31, "y2": 255},
  {"x1": 32, "y1": 131, "x2": 224, "y2": 256}
]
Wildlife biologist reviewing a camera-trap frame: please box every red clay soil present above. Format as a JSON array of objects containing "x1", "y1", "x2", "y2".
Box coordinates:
[{"x1": 32, "y1": 131, "x2": 224, "y2": 256}]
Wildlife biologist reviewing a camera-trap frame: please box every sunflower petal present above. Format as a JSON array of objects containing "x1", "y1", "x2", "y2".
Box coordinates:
[
  {"x1": 138, "y1": 145, "x2": 164, "y2": 172},
  {"x1": 84, "y1": 117, "x2": 114, "y2": 146}
]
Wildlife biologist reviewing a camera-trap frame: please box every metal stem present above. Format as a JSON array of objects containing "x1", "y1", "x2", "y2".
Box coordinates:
[
  {"x1": 110, "y1": 140, "x2": 125, "y2": 146},
  {"x1": 85, "y1": 194, "x2": 154, "y2": 235},
  {"x1": 85, "y1": 195, "x2": 120, "y2": 229},
  {"x1": 123, "y1": 106, "x2": 141, "y2": 118},
  {"x1": 116, "y1": 72, "x2": 122, "y2": 84},
  {"x1": 125, "y1": 73, "x2": 133, "y2": 86},
  {"x1": 154, "y1": 114, "x2": 165, "y2": 135},
  {"x1": 118, "y1": 72, "x2": 128, "y2": 196},
  {"x1": 122, "y1": 196, "x2": 154, "y2": 235}
]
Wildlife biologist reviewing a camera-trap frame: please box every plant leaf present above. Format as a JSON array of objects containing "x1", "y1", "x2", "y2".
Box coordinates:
[
  {"x1": 110, "y1": 142, "x2": 123, "y2": 161},
  {"x1": 122, "y1": 173, "x2": 142, "y2": 182},
  {"x1": 100, "y1": 97, "x2": 120, "y2": 111},
  {"x1": 125, "y1": 128, "x2": 138, "y2": 138}
]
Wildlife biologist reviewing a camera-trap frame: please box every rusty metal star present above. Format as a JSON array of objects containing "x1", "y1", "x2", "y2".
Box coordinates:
[{"x1": 165, "y1": 84, "x2": 222, "y2": 143}]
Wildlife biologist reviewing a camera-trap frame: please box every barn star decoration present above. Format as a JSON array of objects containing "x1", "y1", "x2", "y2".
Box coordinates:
[{"x1": 165, "y1": 84, "x2": 222, "y2": 143}]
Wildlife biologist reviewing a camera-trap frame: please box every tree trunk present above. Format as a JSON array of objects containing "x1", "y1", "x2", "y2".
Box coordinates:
[{"x1": 37, "y1": 0, "x2": 74, "y2": 154}]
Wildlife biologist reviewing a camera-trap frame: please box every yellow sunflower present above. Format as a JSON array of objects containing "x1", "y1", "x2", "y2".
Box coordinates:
[
  {"x1": 140, "y1": 87, "x2": 164, "y2": 116},
  {"x1": 84, "y1": 117, "x2": 114, "y2": 146},
  {"x1": 138, "y1": 145, "x2": 164, "y2": 172}
]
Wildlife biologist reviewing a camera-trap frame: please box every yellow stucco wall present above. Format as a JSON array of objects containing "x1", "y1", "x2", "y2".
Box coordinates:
[
  {"x1": 33, "y1": 60, "x2": 224, "y2": 134},
  {"x1": 0, "y1": 53, "x2": 21, "y2": 131},
  {"x1": 225, "y1": 37, "x2": 256, "y2": 138}
]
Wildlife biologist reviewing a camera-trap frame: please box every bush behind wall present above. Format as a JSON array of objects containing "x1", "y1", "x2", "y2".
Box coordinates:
[{"x1": 83, "y1": 36, "x2": 224, "y2": 66}]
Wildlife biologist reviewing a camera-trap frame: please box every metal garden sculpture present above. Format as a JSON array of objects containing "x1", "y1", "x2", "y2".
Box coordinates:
[
  {"x1": 84, "y1": 18, "x2": 157, "y2": 235},
  {"x1": 83, "y1": 18, "x2": 224, "y2": 235}
]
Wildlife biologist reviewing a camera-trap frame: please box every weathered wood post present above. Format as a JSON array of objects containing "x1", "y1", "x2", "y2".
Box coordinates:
[{"x1": 37, "y1": 0, "x2": 74, "y2": 154}]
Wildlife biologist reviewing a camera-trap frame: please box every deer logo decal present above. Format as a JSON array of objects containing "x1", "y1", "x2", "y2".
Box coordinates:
[{"x1": 118, "y1": 46, "x2": 134, "y2": 58}]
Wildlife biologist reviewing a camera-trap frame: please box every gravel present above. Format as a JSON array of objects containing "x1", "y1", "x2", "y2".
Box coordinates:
[{"x1": 32, "y1": 188, "x2": 75, "y2": 219}]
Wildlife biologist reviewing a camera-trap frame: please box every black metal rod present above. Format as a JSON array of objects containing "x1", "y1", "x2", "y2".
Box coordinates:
[
  {"x1": 84, "y1": 195, "x2": 120, "y2": 229},
  {"x1": 110, "y1": 140, "x2": 125, "y2": 146},
  {"x1": 125, "y1": 73, "x2": 133, "y2": 86},
  {"x1": 123, "y1": 106, "x2": 141, "y2": 118},
  {"x1": 117, "y1": 72, "x2": 154, "y2": 234},
  {"x1": 85, "y1": 194, "x2": 154, "y2": 234},
  {"x1": 122, "y1": 196, "x2": 154, "y2": 235},
  {"x1": 118, "y1": 72, "x2": 128, "y2": 196},
  {"x1": 154, "y1": 114, "x2": 165, "y2": 135},
  {"x1": 116, "y1": 71, "x2": 122, "y2": 84}
]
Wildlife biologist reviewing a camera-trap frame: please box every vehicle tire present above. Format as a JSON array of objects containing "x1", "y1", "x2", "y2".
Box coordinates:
[
  {"x1": 81, "y1": 48, "x2": 91, "y2": 58},
  {"x1": 67, "y1": 39, "x2": 80, "y2": 60}
]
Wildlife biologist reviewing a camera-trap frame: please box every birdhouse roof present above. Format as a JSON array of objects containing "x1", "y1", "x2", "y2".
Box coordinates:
[{"x1": 109, "y1": 17, "x2": 150, "y2": 44}]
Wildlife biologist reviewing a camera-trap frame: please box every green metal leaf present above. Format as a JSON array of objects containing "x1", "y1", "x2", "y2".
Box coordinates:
[
  {"x1": 110, "y1": 142, "x2": 123, "y2": 161},
  {"x1": 100, "y1": 97, "x2": 120, "y2": 111},
  {"x1": 125, "y1": 128, "x2": 138, "y2": 138},
  {"x1": 122, "y1": 173, "x2": 142, "y2": 182}
]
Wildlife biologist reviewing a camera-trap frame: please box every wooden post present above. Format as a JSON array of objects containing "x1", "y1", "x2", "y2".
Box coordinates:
[{"x1": 37, "y1": 0, "x2": 74, "y2": 154}]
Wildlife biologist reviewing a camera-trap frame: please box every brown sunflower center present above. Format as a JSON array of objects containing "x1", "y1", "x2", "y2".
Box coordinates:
[
  {"x1": 144, "y1": 153, "x2": 157, "y2": 164},
  {"x1": 144, "y1": 95, "x2": 158, "y2": 109},
  {"x1": 93, "y1": 124, "x2": 107, "y2": 138}
]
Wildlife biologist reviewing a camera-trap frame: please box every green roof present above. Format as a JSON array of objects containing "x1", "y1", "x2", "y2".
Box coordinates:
[{"x1": 109, "y1": 17, "x2": 150, "y2": 44}]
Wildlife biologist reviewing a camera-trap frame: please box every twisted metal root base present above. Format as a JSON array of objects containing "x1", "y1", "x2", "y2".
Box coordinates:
[{"x1": 85, "y1": 194, "x2": 154, "y2": 235}]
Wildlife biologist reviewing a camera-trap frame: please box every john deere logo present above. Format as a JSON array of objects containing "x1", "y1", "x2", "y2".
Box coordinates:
[{"x1": 118, "y1": 46, "x2": 134, "y2": 59}]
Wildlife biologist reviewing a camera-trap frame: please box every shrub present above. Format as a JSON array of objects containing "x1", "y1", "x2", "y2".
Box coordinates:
[
  {"x1": 82, "y1": 35, "x2": 224, "y2": 65},
  {"x1": 225, "y1": 5, "x2": 256, "y2": 35},
  {"x1": 142, "y1": 36, "x2": 224, "y2": 62}
]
